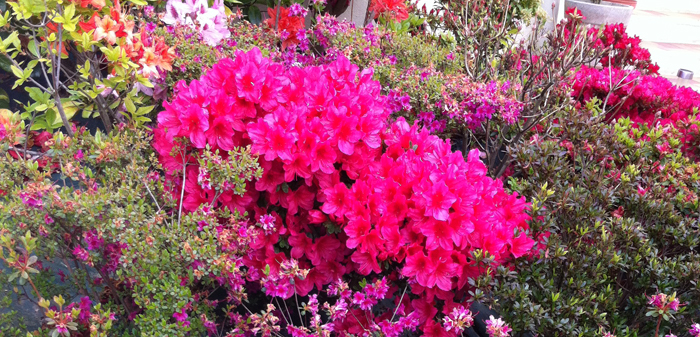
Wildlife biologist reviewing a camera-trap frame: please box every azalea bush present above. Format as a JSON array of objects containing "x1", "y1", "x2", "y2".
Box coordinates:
[
  {"x1": 0, "y1": 0, "x2": 175, "y2": 135},
  {"x1": 153, "y1": 47, "x2": 534, "y2": 334},
  {"x1": 475, "y1": 101, "x2": 700, "y2": 336},
  {"x1": 0, "y1": 122, "x2": 266, "y2": 336}
]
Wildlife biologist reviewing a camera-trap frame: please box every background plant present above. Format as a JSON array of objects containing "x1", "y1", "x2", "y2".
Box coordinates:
[
  {"x1": 0, "y1": 0, "x2": 174, "y2": 136},
  {"x1": 475, "y1": 100, "x2": 700, "y2": 336}
]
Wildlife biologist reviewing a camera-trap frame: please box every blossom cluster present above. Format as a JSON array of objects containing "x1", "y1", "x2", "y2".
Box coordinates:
[
  {"x1": 564, "y1": 8, "x2": 658, "y2": 74},
  {"x1": 162, "y1": 0, "x2": 230, "y2": 46},
  {"x1": 485, "y1": 315, "x2": 512, "y2": 337},
  {"x1": 79, "y1": 4, "x2": 175, "y2": 77},
  {"x1": 690, "y1": 323, "x2": 700, "y2": 337},
  {"x1": 591, "y1": 22, "x2": 659, "y2": 74},
  {"x1": 369, "y1": 0, "x2": 410, "y2": 22},
  {"x1": 647, "y1": 292, "x2": 681, "y2": 313},
  {"x1": 154, "y1": 47, "x2": 533, "y2": 332},
  {"x1": 571, "y1": 65, "x2": 700, "y2": 157},
  {"x1": 264, "y1": 6, "x2": 306, "y2": 49},
  {"x1": 384, "y1": 65, "x2": 524, "y2": 132}
]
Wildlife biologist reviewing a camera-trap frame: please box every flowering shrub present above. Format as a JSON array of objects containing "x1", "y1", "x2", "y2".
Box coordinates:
[
  {"x1": 566, "y1": 7, "x2": 659, "y2": 74},
  {"x1": 476, "y1": 102, "x2": 700, "y2": 336},
  {"x1": 571, "y1": 65, "x2": 700, "y2": 158},
  {"x1": 381, "y1": 65, "x2": 523, "y2": 135},
  {"x1": 161, "y1": 0, "x2": 230, "y2": 46},
  {"x1": 369, "y1": 0, "x2": 410, "y2": 22},
  {"x1": 264, "y1": 6, "x2": 306, "y2": 49},
  {"x1": 592, "y1": 22, "x2": 659, "y2": 74},
  {"x1": 0, "y1": 125, "x2": 264, "y2": 336},
  {"x1": 157, "y1": 18, "x2": 274, "y2": 89},
  {"x1": 0, "y1": 0, "x2": 174, "y2": 134},
  {"x1": 153, "y1": 47, "x2": 534, "y2": 333}
]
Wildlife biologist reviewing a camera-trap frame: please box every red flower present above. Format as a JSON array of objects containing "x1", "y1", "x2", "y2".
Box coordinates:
[
  {"x1": 264, "y1": 6, "x2": 305, "y2": 49},
  {"x1": 369, "y1": 0, "x2": 409, "y2": 22}
]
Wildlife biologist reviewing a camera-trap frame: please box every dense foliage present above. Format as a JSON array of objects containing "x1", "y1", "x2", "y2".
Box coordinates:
[
  {"x1": 2, "y1": 0, "x2": 700, "y2": 336},
  {"x1": 476, "y1": 102, "x2": 700, "y2": 336}
]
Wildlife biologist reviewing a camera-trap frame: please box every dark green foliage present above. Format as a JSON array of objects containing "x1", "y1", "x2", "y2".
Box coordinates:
[{"x1": 477, "y1": 101, "x2": 700, "y2": 336}]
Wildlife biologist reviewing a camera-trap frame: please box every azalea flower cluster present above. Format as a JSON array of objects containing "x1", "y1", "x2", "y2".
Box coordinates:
[
  {"x1": 154, "y1": 47, "x2": 533, "y2": 332},
  {"x1": 564, "y1": 8, "x2": 658, "y2": 74},
  {"x1": 485, "y1": 316, "x2": 512, "y2": 337},
  {"x1": 385, "y1": 65, "x2": 524, "y2": 132},
  {"x1": 592, "y1": 22, "x2": 659, "y2": 74},
  {"x1": 690, "y1": 323, "x2": 700, "y2": 337},
  {"x1": 252, "y1": 276, "x2": 420, "y2": 337},
  {"x1": 79, "y1": 3, "x2": 175, "y2": 77},
  {"x1": 647, "y1": 292, "x2": 681, "y2": 313},
  {"x1": 162, "y1": 0, "x2": 230, "y2": 46},
  {"x1": 571, "y1": 65, "x2": 700, "y2": 157},
  {"x1": 264, "y1": 6, "x2": 306, "y2": 49},
  {"x1": 369, "y1": 0, "x2": 410, "y2": 22}
]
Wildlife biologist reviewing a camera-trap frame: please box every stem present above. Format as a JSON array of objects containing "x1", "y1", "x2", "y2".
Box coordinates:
[
  {"x1": 275, "y1": 0, "x2": 281, "y2": 31},
  {"x1": 654, "y1": 316, "x2": 661, "y2": 337},
  {"x1": 97, "y1": 268, "x2": 133, "y2": 316},
  {"x1": 390, "y1": 285, "x2": 408, "y2": 321},
  {"x1": 26, "y1": 277, "x2": 43, "y2": 300},
  {"x1": 52, "y1": 20, "x2": 74, "y2": 137},
  {"x1": 177, "y1": 148, "x2": 187, "y2": 230}
]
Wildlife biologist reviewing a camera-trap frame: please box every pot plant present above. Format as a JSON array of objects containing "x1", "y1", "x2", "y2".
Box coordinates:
[{"x1": 565, "y1": 0, "x2": 634, "y2": 26}]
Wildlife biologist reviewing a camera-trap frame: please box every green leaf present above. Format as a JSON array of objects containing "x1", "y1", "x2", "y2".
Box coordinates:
[
  {"x1": 124, "y1": 97, "x2": 136, "y2": 113},
  {"x1": 81, "y1": 104, "x2": 96, "y2": 118},
  {"x1": 136, "y1": 105, "x2": 155, "y2": 116},
  {"x1": 0, "y1": 88, "x2": 8, "y2": 109},
  {"x1": 0, "y1": 54, "x2": 11, "y2": 73},
  {"x1": 247, "y1": 6, "x2": 262, "y2": 25},
  {"x1": 18, "y1": 0, "x2": 46, "y2": 14},
  {"x1": 27, "y1": 39, "x2": 40, "y2": 57},
  {"x1": 10, "y1": 65, "x2": 23, "y2": 78}
]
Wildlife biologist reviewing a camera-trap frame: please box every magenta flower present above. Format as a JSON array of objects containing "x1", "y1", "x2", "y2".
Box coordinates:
[
  {"x1": 424, "y1": 181, "x2": 457, "y2": 221},
  {"x1": 72, "y1": 246, "x2": 89, "y2": 261},
  {"x1": 443, "y1": 305, "x2": 474, "y2": 334},
  {"x1": 485, "y1": 316, "x2": 512, "y2": 337},
  {"x1": 145, "y1": 22, "x2": 157, "y2": 32},
  {"x1": 173, "y1": 308, "x2": 190, "y2": 327},
  {"x1": 288, "y1": 3, "x2": 308, "y2": 17},
  {"x1": 689, "y1": 323, "x2": 700, "y2": 337},
  {"x1": 179, "y1": 105, "x2": 210, "y2": 148}
]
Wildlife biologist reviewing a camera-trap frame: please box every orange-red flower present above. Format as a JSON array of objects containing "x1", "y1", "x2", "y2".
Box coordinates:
[
  {"x1": 369, "y1": 0, "x2": 409, "y2": 22},
  {"x1": 93, "y1": 15, "x2": 121, "y2": 44},
  {"x1": 73, "y1": 0, "x2": 105, "y2": 10},
  {"x1": 264, "y1": 6, "x2": 305, "y2": 50}
]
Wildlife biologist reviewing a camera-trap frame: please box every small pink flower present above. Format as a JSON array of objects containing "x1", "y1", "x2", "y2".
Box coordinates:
[
  {"x1": 44, "y1": 214, "x2": 54, "y2": 225},
  {"x1": 689, "y1": 323, "x2": 700, "y2": 337},
  {"x1": 638, "y1": 185, "x2": 647, "y2": 196},
  {"x1": 74, "y1": 149, "x2": 84, "y2": 161},
  {"x1": 173, "y1": 308, "x2": 190, "y2": 327},
  {"x1": 72, "y1": 246, "x2": 89, "y2": 261},
  {"x1": 485, "y1": 316, "x2": 511, "y2": 337},
  {"x1": 443, "y1": 305, "x2": 474, "y2": 334}
]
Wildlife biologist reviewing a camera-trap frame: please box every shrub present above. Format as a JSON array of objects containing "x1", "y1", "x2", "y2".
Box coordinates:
[
  {"x1": 0, "y1": 0, "x2": 174, "y2": 134},
  {"x1": 0, "y1": 124, "x2": 262, "y2": 336},
  {"x1": 571, "y1": 65, "x2": 700, "y2": 159},
  {"x1": 153, "y1": 47, "x2": 534, "y2": 333},
  {"x1": 476, "y1": 101, "x2": 700, "y2": 336}
]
